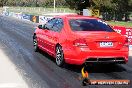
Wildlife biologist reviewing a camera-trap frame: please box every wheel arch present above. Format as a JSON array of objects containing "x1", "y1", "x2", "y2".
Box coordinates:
[
  {"x1": 33, "y1": 33, "x2": 36, "y2": 39},
  {"x1": 55, "y1": 43, "x2": 62, "y2": 53},
  {"x1": 55, "y1": 43, "x2": 62, "y2": 48}
]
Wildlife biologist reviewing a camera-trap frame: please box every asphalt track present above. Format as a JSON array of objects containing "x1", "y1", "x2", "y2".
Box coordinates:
[{"x1": 0, "y1": 15, "x2": 132, "y2": 88}]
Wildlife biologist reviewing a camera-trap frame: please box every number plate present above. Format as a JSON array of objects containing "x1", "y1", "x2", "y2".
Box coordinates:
[{"x1": 100, "y1": 42, "x2": 113, "y2": 47}]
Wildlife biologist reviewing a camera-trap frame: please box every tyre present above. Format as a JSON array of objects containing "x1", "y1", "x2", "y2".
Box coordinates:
[
  {"x1": 55, "y1": 45, "x2": 65, "y2": 67},
  {"x1": 33, "y1": 35, "x2": 39, "y2": 52}
]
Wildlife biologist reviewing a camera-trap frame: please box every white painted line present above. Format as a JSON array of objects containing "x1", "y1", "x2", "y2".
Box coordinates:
[
  {"x1": 0, "y1": 83, "x2": 22, "y2": 88},
  {"x1": 0, "y1": 49, "x2": 28, "y2": 88}
]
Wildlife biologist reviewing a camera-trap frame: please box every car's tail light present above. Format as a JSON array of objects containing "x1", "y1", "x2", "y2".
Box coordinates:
[
  {"x1": 124, "y1": 38, "x2": 129, "y2": 47},
  {"x1": 73, "y1": 39, "x2": 88, "y2": 47}
]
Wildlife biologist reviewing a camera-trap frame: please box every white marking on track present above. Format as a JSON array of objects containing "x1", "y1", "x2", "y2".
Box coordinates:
[{"x1": 0, "y1": 83, "x2": 23, "y2": 88}]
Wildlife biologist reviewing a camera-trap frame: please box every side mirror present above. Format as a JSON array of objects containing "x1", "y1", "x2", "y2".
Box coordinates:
[
  {"x1": 43, "y1": 25, "x2": 49, "y2": 30},
  {"x1": 38, "y1": 25, "x2": 43, "y2": 29}
]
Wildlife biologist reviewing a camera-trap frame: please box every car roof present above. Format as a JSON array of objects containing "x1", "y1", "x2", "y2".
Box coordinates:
[{"x1": 55, "y1": 15, "x2": 100, "y2": 20}]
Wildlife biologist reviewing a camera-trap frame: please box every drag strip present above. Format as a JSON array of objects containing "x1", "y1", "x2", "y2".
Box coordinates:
[{"x1": 0, "y1": 15, "x2": 131, "y2": 88}]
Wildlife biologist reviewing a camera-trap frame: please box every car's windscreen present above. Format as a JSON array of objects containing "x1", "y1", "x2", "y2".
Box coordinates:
[{"x1": 69, "y1": 19, "x2": 114, "y2": 32}]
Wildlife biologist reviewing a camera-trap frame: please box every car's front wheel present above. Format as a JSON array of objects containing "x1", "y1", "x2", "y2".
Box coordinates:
[
  {"x1": 55, "y1": 45, "x2": 65, "y2": 67},
  {"x1": 33, "y1": 35, "x2": 39, "y2": 52}
]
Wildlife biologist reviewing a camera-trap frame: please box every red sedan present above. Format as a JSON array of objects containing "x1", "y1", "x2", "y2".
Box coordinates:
[{"x1": 33, "y1": 15, "x2": 128, "y2": 66}]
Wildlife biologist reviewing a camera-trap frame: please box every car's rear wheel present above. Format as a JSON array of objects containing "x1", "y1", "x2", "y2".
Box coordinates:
[
  {"x1": 55, "y1": 45, "x2": 65, "y2": 67},
  {"x1": 33, "y1": 35, "x2": 39, "y2": 52}
]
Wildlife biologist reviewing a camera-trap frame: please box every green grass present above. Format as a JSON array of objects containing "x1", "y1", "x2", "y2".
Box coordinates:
[
  {"x1": 107, "y1": 21, "x2": 132, "y2": 28},
  {"x1": 6, "y1": 7, "x2": 76, "y2": 15}
]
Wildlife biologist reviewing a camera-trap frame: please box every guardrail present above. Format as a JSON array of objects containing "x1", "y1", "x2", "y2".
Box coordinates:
[{"x1": 2, "y1": 11, "x2": 52, "y2": 24}]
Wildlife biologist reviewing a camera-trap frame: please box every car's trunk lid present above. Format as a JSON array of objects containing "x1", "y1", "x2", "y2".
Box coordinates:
[{"x1": 75, "y1": 31, "x2": 125, "y2": 50}]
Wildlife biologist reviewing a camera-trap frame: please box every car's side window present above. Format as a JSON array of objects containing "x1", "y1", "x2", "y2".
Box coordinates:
[
  {"x1": 52, "y1": 18, "x2": 63, "y2": 32},
  {"x1": 44, "y1": 18, "x2": 57, "y2": 30}
]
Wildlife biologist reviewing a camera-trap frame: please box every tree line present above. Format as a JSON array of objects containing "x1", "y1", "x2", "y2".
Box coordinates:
[
  {"x1": 0, "y1": 0, "x2": 132, "y2": 21},
  {"x1": 0, "y1": 0, "x2": 68, "y2": 7}
]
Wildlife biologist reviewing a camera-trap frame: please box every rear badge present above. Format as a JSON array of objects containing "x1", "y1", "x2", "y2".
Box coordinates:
[{"x1": 105, "y1": 36, "x2": 109, "y2": 39}]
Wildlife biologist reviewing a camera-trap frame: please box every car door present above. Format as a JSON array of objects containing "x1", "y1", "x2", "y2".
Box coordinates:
[
  {"x1": 35, "y1": 26, "x2": 43, "y2": 48},
  {"x1": 41, "y1": 18, "x2": 57, "y2": 53},
  {"x1": 47, "y1": 18, "x2": 64, "y2": 54}
]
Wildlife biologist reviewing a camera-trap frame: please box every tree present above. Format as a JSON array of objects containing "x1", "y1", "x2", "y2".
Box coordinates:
[
  {"x1": 89, "y1": 0, "x2": 132, "y2": 21},
  {"x1": 0, "y1": 0, "x2": 8, "y2": 7},
  {"x1": 65, "y1": 0, "x2": 91, "y2": 11},
  {"x1": 111, "y1": 0, "x2": 132, "y2": 21}
]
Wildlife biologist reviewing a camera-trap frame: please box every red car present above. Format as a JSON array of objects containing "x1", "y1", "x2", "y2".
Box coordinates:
[{"x1": 33, "y1": 15, "x2": 128, "y2": 66}]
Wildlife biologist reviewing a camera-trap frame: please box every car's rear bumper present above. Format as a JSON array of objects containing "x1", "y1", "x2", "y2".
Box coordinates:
[
  {"x1": 63, "y1": 47, "x2": 128, "y2": 65},
  {"x1": 85, "y1": 57, "x2": 126, "y2": 64}
]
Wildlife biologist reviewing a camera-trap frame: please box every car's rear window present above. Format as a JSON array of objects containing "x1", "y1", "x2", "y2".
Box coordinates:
[{"x1": 69, "y1": 19, "x2": 114, "y2": 32}]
